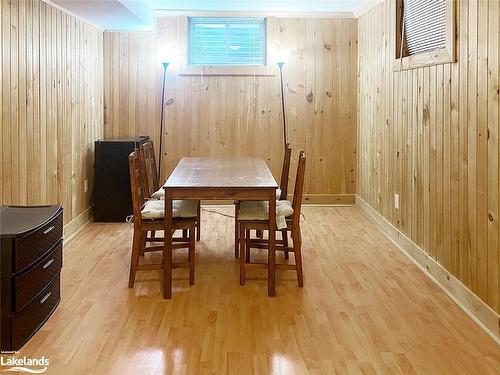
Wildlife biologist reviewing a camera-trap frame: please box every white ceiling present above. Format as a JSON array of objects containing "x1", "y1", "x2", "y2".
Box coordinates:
[{"x1": 50, "y1": 0, "x2": 374, "y2": 31}]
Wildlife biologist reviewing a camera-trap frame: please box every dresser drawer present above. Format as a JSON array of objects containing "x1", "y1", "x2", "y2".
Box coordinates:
[
  {"x1": 14, "y1": 210, "x2": 63, "y2": 272},
  {"x1": 11, "y1": 274, "x2": 60, "y2": 349},
  {"x1": 14, "y1": 241, "x2": 62, "y2": 311}
]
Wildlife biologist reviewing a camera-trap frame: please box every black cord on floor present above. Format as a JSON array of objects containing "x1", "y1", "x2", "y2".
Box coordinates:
[
  {"x1": 201, "y1": 208, "x2": 235, "y2": 219},
  {"x1": 201, "y1": 207, "x2": 306, "y2": 222}
]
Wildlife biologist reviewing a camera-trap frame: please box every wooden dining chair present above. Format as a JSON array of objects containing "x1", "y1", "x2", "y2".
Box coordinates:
[
  {"x1": 128, "y1": 150, "x2": 197, "y2": 294},
  {"x1": 237, "y1": 151, "x2": 306, "y2": 290},
  {"x1": 139, "y1": 141, "x2": 201, "y2": 242},
  {"x1": 234, "y1": 143, "x2": 292, "y2": 258},
  {"x1": 139, "y1": 140, "x2": 159, "y2": 199}
]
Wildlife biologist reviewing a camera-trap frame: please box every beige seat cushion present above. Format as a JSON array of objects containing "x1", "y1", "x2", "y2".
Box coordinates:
[
  {"x1": 275, "y1": 188, "x2": 282, "y2": 200},
  {"x1": 238, "y1": 200, "x2": 293, "y2": 225},
  {"x1": 141, "y1": 199, "x2": 197, "y2": 220},
  {"x1": 151, "y1": 188, "x2": 165, "y2": 199}
]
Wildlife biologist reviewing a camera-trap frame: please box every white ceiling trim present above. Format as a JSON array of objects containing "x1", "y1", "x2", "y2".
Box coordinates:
[
  {"x1": 154, "y1": 9, "x2": 357, "y2": 19},
  {"x1": 354, "y1": 0, "x2": 384, "y2": 18},
  {"x1": 41, "y1": 0, "x2": 104, "y2": 30}
]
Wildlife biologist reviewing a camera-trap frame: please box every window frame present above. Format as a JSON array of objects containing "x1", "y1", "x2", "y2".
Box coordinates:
[
  {"x1": 178, "y1": 15, "x2": 276, "y2": 76},
  {"x1": 393, "y1": 0, "x2": 455, "y2": 71}
]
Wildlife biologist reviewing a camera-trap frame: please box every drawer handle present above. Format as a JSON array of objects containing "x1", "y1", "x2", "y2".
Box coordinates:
[
  {"x1": 40, "y1": 292, "x2": 51, "y2": 304},
  {"x1": 43, "y1": 259, "x2": 54, "y2": 269},
  {"x1": 43, "y1": 226, "x2": 55, "y2": 235}
]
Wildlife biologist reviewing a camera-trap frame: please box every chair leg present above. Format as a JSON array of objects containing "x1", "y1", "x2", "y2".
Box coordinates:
[
  {"x1": 282, "y1": 230, "x2": 289, "y2": 260},
  {"x1": 245, "y1": 229, "x2": 251, "y2": 263},
  {"x1": 196, "y1": 201, "x2": 201, "y2": 241},
  {"x1": 140, "y1": 232, "x2": 147, "y2": 256},
  {"x1": 256, "y1": 230, "x2": 263, "y2": 238},
  {"x1": 239, "y1": 225, "x2": 246, "y2": 285},
  {"x1": 182, "y1": 229, "x2": 188, "y2": 240},
  {"x1": 189, "y1": 225, "x2": 195, "y2": 285},
  {"x1": 128, "y1": 227, "x2": 142, "y2": 288},
  {"x1": 292, "y1": 229, "x2": 304, "y2": 287},
  {"x1": 234, "y1": 202, "x2": 240, "y2": 258}
]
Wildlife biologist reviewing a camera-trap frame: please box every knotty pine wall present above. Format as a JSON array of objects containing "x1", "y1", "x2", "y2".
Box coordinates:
[
  {"x1": 0, "y1": 0, "x2": 104, "y2": 226},
  {"x1": 103, "y1": 16, "x2": 358, "y2": 203},
  {"x1": 358, "y1": 0, "x2": 499, "y2": 312}
]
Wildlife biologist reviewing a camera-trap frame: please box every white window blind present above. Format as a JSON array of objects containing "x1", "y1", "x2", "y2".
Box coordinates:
[
  {"x1": 403, "y1": 0, "x2": 446, "y2": 55},
  {"x1": 188, "y1": 17, "x2": 266, "y2": 66}
]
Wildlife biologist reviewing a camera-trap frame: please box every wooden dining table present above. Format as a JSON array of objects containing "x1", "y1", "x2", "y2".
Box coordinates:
[{"x1": 162, "y1": 157, "x2": 279, "y2": 299}]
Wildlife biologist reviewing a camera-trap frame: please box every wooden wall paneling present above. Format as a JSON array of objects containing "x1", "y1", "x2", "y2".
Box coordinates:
[
  {"x1": 11, "y1": 0, "x2": 19, "y2": 205},
  {"x1": 313, "y1": 19, "x2": 325, "y2": 192},
  {"x1": 467, "y1": 0, "x2": 478, "y2": 292},
  {"x1": 304, "y1": 18, "x2": 316, "y2": 194},
  {"x1": 1, "y1": 0, "x2": 11, "y2": 204},
  {"x1": 48, "y1": 5, "x2": 57, "y2": 205},
  {"x1": 381, "y1": 1, "x2": 388, "y2": 217},
  {"x1": 442, "y1": 63, "x2": 451, "y2": 271},
  {"x1": 410, "y1": 68, "x2": 418, "y2": 242},
  {"x1": 487, "y1": 0, "x2": 499, "y2": 313},
  {"x1": 0, "y1": 0, "x2": 104, "y2": 229},
  {"x1": 477, "y1": 0, "x2": 489, "y2": 301},
  {"x1": 0, "y1": 0, "x2": 3, "y2": 203},
  {"x1": 103, "y1": 16, "x2": 358, "y2": 201},
  {"x1": 295, "y1": 18, "x2": 307, "y2": 177},
  {"x1": 348, "y1": 20, "x2": 358, "y2": 195},
  {"x1": 449, "y1": 29, "x2": 459, "y2": 278},
  {"x1": 34, "y1": 0, "x2": 41, "y2": 205},
  {"x1": 458, "y1": 0, "x2": 469, "y2": 283},
  {"x1": 429, "y1": 65, "x2": 436, "y2": 260},
  {"x1": 27, "y1": 0, "x2": 35, "y2": 205},
  {"x1": 56, "y1": 9, "x2": 65, "y2": 213},
  {"x1": 334, "y1": 19, "x2": 343, "y2": 195},
  {"x1": 358, "y1": 0, "x2": 500, "y2": 313},
  {"x1": 19, "y1": 0, "x2": 28, "y2": 205}
]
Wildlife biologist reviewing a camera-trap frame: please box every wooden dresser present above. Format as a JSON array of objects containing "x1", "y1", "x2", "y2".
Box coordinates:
[{"x1": 0, "y1": 205, "x2": 63, "y2": 352}]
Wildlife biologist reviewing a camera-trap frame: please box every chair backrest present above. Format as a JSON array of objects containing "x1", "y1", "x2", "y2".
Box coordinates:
[
  {"x1": 139, "y1": 141, "x2": 159, "y2": 198},
  {"x1": 279, "y1": 143, "x2": 292, "y2": 200},
  {"x1": 291, "y1": 151, "x2": 306, "y2": 227},
  {"x1": 129, "y1": 151, "x2": 146, "y2": 224}
]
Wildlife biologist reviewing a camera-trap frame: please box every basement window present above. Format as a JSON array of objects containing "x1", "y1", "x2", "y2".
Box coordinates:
[
  {"x1": 189, "y1": 17, "x2": 266, "y2": 65},
  {"x1": 395, "y1": 0, "x2": 455, "y2": 70}
]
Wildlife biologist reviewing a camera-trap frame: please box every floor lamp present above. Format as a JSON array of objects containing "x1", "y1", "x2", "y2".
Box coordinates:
[
  {"x1": 277, "y1": 61, "x2": 287, "y2": 149},
  {"x1": 158, "y1": 61, "x2": 170, "y2": 180}
]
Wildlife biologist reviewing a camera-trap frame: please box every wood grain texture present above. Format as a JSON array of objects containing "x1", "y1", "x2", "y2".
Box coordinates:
[
  {"x1": 165, "y1": 158, "x2": 278, "y2": 189},
  {"x1": 0, "y1": 0, "x2": 103, "y2": 226},
  {"x1": 357, "y1": 0, "x2": 500, "y2": 313},
  {"x1": 103, "y1": 16, "x2": 358, "y2": 198},
  {"x1": 16, "y1": 207, "x2": 500, "y2": 374}
]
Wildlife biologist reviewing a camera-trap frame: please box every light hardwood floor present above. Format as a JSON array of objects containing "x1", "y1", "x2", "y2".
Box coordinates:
[{"x1": 13, "y1": 207, "x2": 500, "y2": 374}]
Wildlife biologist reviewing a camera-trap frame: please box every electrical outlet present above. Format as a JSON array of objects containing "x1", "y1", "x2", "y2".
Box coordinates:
[
  {"x1": 84, "y1": 179, "x2": 88, "y2": 193},
  {"x1": 394, "y1": 193, "x2": 400, "y2": 210}
]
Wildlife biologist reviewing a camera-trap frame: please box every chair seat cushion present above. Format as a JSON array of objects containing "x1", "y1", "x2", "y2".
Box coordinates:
[
  {"x1": 141, "y1": 199, "x2": 197, "y2": 220},
  {"x1": 151, "y1": 188, "x2": 165, "y2": 199},
  {"x1": 238, "y1": 200, "x2": 293, "y2": 222},
  {"x1": 275, "y1": 188, "x2": 282, "y2": 200}
]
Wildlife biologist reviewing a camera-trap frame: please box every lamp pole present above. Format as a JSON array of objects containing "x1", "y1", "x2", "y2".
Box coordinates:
[
  {"x1": 277, "y1": 61, "x2": 287, "y2": 149},
  {"x1": 158, "y1": 62, "x2": 169, "y2": 180}
]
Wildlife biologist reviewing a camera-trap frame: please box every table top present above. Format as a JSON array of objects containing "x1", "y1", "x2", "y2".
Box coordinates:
[{"x1": 163, "y1": 157, "x2": 278, "y2": 189}]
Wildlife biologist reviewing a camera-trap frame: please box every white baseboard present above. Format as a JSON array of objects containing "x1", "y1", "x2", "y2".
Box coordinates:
[
  {"x1": 63, "y1": 207, "x2": 92, "y2": 243},
  {"x1": 356, "y1": 196, "x2": 500, "y2": 344}
]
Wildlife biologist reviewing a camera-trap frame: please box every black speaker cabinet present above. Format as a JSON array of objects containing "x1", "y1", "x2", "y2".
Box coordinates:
[{"x1": 92, "y1": 136, "x2": 149, "y2": 222}]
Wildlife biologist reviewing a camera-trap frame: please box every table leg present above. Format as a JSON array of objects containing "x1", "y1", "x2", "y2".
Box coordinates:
[
  {"x1": 268, "y1": 190, "x2": 276, "y2": 297},
  {"x1": 164, "y1": 189, "x2": 173, "y2": 299}
]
